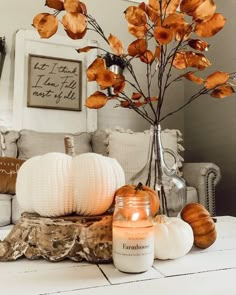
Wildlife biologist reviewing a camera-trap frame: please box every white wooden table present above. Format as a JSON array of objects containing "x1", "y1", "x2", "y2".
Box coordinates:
[{"x1": 0, "y1": 216, "x2": 236, "y2": 295}]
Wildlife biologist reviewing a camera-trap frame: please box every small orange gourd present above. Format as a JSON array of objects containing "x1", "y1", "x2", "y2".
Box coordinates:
[
  {"x1": 181, "y1": 203, "x2": 217, "y2": 249},
  {"x1": 114, "y1": 182, "x2": 160, "y2": 216}
]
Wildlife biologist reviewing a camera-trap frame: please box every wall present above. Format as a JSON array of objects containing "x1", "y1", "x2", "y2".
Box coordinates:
[
  {"x1": 0, "y1": 0, "x2": 184, "y2": 133},
  {"x1": 184, "y1": 0, "x2": 236, "y2": 216}
]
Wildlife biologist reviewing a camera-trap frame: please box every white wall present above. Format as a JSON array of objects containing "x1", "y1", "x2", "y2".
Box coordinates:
[
  {"x1": 0, "y1": 0, "x2": 184, "y2": 133},
  {"x1": 184, "y1": 0, "x2": 236, "y2": 216}
]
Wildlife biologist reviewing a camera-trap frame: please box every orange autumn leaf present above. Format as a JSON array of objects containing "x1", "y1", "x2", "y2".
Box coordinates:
[
  {"x1": 205, "y1": 71, "x2": 229, "y2": 90},
  {"x1": 188, "y1": 39, "x2": 209, "y2": 51},
  {"x1": 210, "y1": 85, "x2": 234, "y2": 98},
  {"x1": 131, "y1": 92, "x2": 142, "y2": 100},
  {"x1": 113, "y1": 74, "x2": 126, "y2": 94},
  {"x1": 162, "y1": 13, "x2": 192, "y2": 41},
  {"x1": 62, "y1": 12, "x2": 87, "y2": 34},
  {"x1": 140, "y1": 50, "x2": 154, "y2": 64},
  {"x1": 180, "y1": 0, "x2": 204, "y2": 16},
  {"x1": 165, "y1": 0, "x2": 181, "y2": 14},
  {"x1": 148, "y1": 0, "x2": 159, "y2": 11},
  {"x1": 78, "y1": 2, "x2": 87, "y2": 14},
  {"x1": 120, "y1": 101, "x2": 131, "y2": 108},
  {"x1": 154, "y1": 26, "x2": 173, "y2": 45},
  {"x1": 184, "y1": 71, "x2": 204, "y2": 84},
  {"x1": 45, "y1": 0, "x2": 64, "y2": 10},
  {"x1": 192, "y1": 0, "x2": 216, "y2": 22},
  {"x1": 173, "y1": 51, "x2": 211, "y2": 70},
  {"x1": 194, "y1": 13, "x2": 226, "y2": 37},
  {"x1": 96, "y1": 70, "x2": 115, "y2": 88},
  {"x1": 128, "y1": 39, "x2": 147, "y2": 57},
  {"x1": 85, "y1": 91, "x2": 108, "y2": 109},
  {"x1": 33, "y1": 13, "x2": 58, "y2": 38},
  {"x1": 108, "y1": 34, "x2": 124, "y2": 56},
  {"x1": 128, "y1": 24, "x2": 148, "y2": 38},
  {"x1": 149, "y1": 0, "x2": 180, "y2": 15},
  {"x1": 76, "y1": 46, "x2": 98, "y2": 53},
  {"x1": 154, "y1": 46, "x2": 161, "y2": 60},
  {"x1": 125, "y1": 6, "x2": 147, "y2": 26},
  {"x1": 139, "y1": 3, "x2": 159, "y2": 23},
  {"x1": 86, "y1": 58, "x2": 106, "y2": 81},
  {"x1": 65, "y1": 28, "x2": 87, "y2": 40},
  {"x1": 64, "y1": 0, "x2": 81, "y2": 13}
]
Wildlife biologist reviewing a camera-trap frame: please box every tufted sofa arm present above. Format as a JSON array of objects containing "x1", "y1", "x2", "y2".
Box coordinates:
[{"x1": 182, "y1": 163, "x2": 221, "y2": 216}]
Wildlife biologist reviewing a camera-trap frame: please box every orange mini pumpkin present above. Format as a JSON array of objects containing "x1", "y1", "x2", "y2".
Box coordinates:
[
  {"x1": 181, "y1": 203, "x2": 217, "y2": 249},
  {"x1": 114, "y1": 182, "x2": 160, "y2": 216}
]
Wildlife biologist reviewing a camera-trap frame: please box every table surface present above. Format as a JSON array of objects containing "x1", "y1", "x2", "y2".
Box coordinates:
[{"x1": 0, "y1": 216, "x2": 236, "y2": 295}]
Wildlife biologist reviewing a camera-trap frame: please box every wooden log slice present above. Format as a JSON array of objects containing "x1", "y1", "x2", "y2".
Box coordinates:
[{"x1": 0, "y1": 212, "x2": 113, "y2": 263}]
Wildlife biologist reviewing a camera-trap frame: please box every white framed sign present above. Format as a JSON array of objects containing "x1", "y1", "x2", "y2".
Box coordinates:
[{"x1": 13, "y1": 29, "x2": 98, "y2": 133}]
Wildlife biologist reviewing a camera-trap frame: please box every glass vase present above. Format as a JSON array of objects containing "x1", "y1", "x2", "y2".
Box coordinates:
[{"x1": 146, "y1": 124, "x2": 187, "y2": 217}]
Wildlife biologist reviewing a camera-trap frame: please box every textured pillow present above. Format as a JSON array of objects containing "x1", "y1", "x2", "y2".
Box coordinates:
[
  {"x1": 0, "y1": 157, "x2": 25, "y2": 194},
  {"x1": 91, "y1": 129, "x2": 108, "y2": 156},
  {"x1": 107, "y1": 127, "x2": 184, "y2": 185},
  {"x1": 0, "y1": 127, "x2": 20, "y2": 157},
  {"x1": 18, "y1": 129, "x2": 92, "y2": 160}
]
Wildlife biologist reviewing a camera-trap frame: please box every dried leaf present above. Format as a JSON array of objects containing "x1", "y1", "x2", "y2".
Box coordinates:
[
  {"x1": 139, "y1": 3, "x2": 159, "y2": 23},
  {"x1": 76, "y1": 46, "x2": 97, "y2": 53},
  {"x1": 125, "y1": 6, "x2": 147, "y2": 26},
  {"x1": 65, "y1": 28, "x2": 87, "y2": 40},
  {"x1": 113, "y1": 75, "x2": 126, "y2": 94},
  {"x1": 85, "y1": 91, "x2": 108, "y2": 109},
  {"x1": 140, "y1": 50, "x2": 154, "y2": 64},
  {"x1": 154, "y1": 26, "x2": 173, "y2": 45},
  {"x1": 96, "y1": 70, "x2": 115, "y2": 88},
  {"x1": 165, "y1": 0, "x2": 181, "y2": 14},
  {"x1": 180, "y1": 0, "x2": 204, "y2": 16},
  {"x1": 205, "y1": 71, "x2": 229, "y2": 89},
  {"x1": 128, "y1": 39, "x2": 147, "y2": 57},
  {"x1": 162, "y1": 13, "x2": 192, "y2": 41},
  {"x1": 192, "y1": 0, "x2": 216, "y2": 22},
  {"x1": 149, "y1": 0, "x2": 181, "y2": 15},
  {"x1": 128, "y1": 24, "x2": 148, "y2": 38},
  {"x1": 195, "y1": 13, "x2": 226, "y2": 37},
  {"x1": 108, "y1": 34, "x2": 124, "y2": 56},
  {"x1": 86, "y1": 58, "x2": 106, "y2": 81},
  {"x1": 45, "y1": 0, "x2": 64, "y2": 10},
  {"x1": 120, "y1": 101, "x2": 131, "y2": 108},
  {"x1": 154, "y1": 46, "x2": 161, "y2": 60},
  {"x1": 210, "y1": 85, "x2": 234, "y2": 98},
  {"x1": 33, "y1": 13, "x2": 58, "y2": 38},
  {"x1": 64, "y1": 0, "x2": 80, "y2": 13},
  {"x1": 184, "y1": 71, "x2": 204, "y2": 84},
  {"x1": 62, "y1": 12, "x2": 87, "y2": 34},
  {"x1": 173, "y1": 51, "x2": 211, "y2": 70},
  {"x1": 188, "y1": 39, "x2": 209, "y2": 51},
  {"x1": 131, "y1": 92, "x2": 142, "y2": 100}
]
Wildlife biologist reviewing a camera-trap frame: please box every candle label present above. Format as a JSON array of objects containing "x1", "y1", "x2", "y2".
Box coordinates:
[{"x1": 112, "y1": 225, "x2": 154, "y2": 273}]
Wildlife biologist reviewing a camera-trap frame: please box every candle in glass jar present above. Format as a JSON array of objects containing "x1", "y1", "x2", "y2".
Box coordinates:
[{"x1": 112, "y1": 195, "x2": 154, "y2": 273}]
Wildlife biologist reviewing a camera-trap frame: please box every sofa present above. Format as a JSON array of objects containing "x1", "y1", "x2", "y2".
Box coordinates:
[{"x1": 0, "y1": 127, "x2": 221, "y2": 227}]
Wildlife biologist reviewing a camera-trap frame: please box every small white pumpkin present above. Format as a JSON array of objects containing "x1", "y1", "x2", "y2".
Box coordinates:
[
  {"x1": 154, "y1": 215, "x2": 194, "y2": 260},
  {"x1": 16, "y1": 152, "x2": 125, "y2": 217}
]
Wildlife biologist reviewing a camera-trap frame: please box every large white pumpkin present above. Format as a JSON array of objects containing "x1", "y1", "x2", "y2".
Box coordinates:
[
  {"x1": 16, "y1": 152, "x2": 125, "y2": 217},
  {"x1": 154, "y1": 215, "x2": 194, "y2": 260}
]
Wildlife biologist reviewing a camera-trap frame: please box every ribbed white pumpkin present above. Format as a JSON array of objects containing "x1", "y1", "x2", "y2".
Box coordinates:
[
  {"x1": 16, "y1": 152, "x2": 125, "y2": 217},
  {"x1": 154, "y1": 215, "x2": 194, "y2": 260}
]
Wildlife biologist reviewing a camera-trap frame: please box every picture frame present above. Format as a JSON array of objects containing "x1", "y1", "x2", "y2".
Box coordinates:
[{"x1": 27, "y1": 54, "x2": 82, "y2": 111}]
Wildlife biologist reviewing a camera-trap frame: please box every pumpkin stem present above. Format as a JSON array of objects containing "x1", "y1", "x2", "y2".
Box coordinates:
[{"x1": 135, "y1": 182, "x2": 143, "y2": 191}]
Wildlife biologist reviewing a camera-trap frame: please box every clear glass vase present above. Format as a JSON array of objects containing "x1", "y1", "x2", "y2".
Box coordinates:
[{"x1": 146, "y1": 124, "x2": 187, "y2": 217}]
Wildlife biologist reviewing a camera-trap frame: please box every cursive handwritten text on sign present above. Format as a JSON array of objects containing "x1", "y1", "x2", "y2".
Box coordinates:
[{"x1": 27, "y1": 55, "x2": 82, "y2": 111}]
